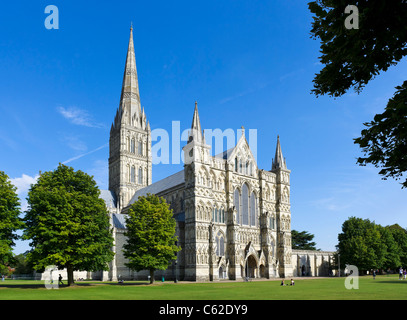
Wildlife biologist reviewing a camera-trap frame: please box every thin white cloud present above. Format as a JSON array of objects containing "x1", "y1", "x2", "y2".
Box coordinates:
[
  {"x1": 61, "y1": 134, "x2": 88, "y2": 152},
  {"x1": 219, "y1": 88, "x2": 256, "y2": 104},
  {"x1": 10, "y1": 174, "x2": 39, "y2": 196},
  {"x1": 309, "y1": 197, "x2": 352, "y2": 212},
  {"x1": 279, "y1": 68, "x2": 305, "y2": 82},
  {"x1": 62, "y1": 143, "x2": 108, "y2": 165},
  {"x1": 57, "y1": 106, "x2": 104, "y2": 128},
  {"x1": 219, "y1": 83, "x2": 269, "y2": 105},
  {"x1": 0, "y1": 133, "x2": 18, "y2": 151},
  {"x1": 10, "y1": 174, "x2": 39, "y2": 212}
]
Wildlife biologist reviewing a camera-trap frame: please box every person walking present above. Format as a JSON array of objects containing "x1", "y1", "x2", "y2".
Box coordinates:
[{"x1": 58, "y1": 274, "x2": 64, "y2": 286}]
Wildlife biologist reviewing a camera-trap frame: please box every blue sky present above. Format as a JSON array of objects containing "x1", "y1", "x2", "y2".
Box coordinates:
[{"x1": 1, "y1": 1, "x2": 406, "y2": 254}]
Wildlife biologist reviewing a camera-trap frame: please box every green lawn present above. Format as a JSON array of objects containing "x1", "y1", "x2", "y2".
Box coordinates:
[{"x1": 0, "y1": 275, "x2": 406, "y2": 300}]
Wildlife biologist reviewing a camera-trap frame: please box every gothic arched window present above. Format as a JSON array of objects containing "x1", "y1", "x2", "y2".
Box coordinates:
[
  {"x1": 270, "y1": 215, "x2": 275, "y2": 229},
  {"x1": 234, "y1": 188, "x2": 240, "y2": 224},
  {"x1": 137, "y1": 141, "x2": 142, "y2": 155},
  {"x1": 216, "y1": 231, "x2": 224, "y2": 256},
  {"x1": 130, "y1": 139, "x2": 135, "y2": 153},
  {"x1": 220, "y1": 207, "x2": 225, "y2": 223},
  {"x1": 242, "y1": 183, "x2": 249, "y2": 225},
  {"x1": 250, "y1": 192, "x2": 257, "y2": 226},
  {"x1": 212, "y1": 207, "x2": 218, "y2": 222},
  {"x1": 138, "y1": 167, "x2": 143, "y2": 184},
  {"x1": 131, "y1": 166, "x2": 135, "y2": 183}
]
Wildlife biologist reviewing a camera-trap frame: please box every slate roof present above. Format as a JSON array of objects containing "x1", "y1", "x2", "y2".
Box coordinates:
[
  {"x1": 112, "y1": 213, "x2": 127, "y2": 229},
  {"x1": 112, "y1": 210, "x2": 185, "y2": 230},
  {"x1": 128, "y1": 170, "x2": 185, "y2": 206},
  {"x1": 100, "y1": 189, "x2": 117, "y2": 209},
  {"x1": 214, "y1": 147, "x2": 235, "y2": 160}
]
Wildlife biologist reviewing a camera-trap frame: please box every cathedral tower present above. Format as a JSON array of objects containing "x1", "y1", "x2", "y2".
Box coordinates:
[
  {"x1": 183, "y1": 101, "x2": 211, "y2": 165},
  {"x1": 182, "y1": 102, "x2": 212, "y2": 281},
  {"x1": 271, "y1": 135, "x2": 292, "y2": 277},
  {"x1": 109, "y1": 26, "x2": 152, "y2": 210}
]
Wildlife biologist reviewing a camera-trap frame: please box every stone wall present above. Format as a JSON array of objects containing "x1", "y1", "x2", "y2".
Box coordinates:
[{"x1": 291, "y1": 250, "x2": 335, "y2": 277}]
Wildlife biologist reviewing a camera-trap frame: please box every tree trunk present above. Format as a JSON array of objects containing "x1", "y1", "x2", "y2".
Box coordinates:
[
  {"x1": 67, "y1": 265, "x2": 75, "y2": 286},
  {"x1": 149, "y1": 269, "x2": 155, "y2": 284}
]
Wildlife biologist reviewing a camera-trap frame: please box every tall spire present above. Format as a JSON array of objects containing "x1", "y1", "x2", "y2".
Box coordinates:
[
  {"x1": 109, "y1": 26, "x2": 152, "y2": 209},
  {"x1": 272, "y1": 135, "x2": 287, "y2": 170},
  {"x1": 119, "y1": 24, "x2": 141, "y2": 116},
  {"x1": 188, "y1": 101, "x2": 203, "y2": 143}
]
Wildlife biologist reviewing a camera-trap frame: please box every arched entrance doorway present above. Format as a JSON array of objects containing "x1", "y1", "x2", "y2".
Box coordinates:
[
  {"x1": 245, "y1": 255, "x2": 257, "y2": 278},
  {"x1": 260, "y1": 264, "x2": 266, "y2": 278},
  {"x1": 219, "y1": 265, "x2": 226, "y2": 279}
]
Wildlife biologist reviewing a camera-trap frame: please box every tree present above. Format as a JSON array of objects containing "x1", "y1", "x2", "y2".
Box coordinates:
[
  {"x1": 291, "y1": 230, "x2": 318, "y2": 250},
  {"x1": 308, "y1": 0, "x2": 407, "y2": 98},
  {"x1": 0, "y1": 171, "x2": 24, "y2": 270},
  {"x1": 354, "y1": 82, "x2": 407, "y2": 188},
  {"x1": 123, "y1": 193, "x2": 180, "y2": 284},
  {"x1": 23, "y1": 164, "x2": 114, "y2": 286},
  {"x1": 387, "y1": 224, "x2": 407, "y2": 267},
  {"x1": 337, "y1": 217, "x2": 390, "y2": 272},
  {"x1": 308, "y1": 0, "x2": 407, "y2": 187},
  {"x1": 377, "y1": 224, "x2": 401, "y2": 270},
  {"x1": 12, "y1": 252, "x2": 34, "y2": 275}
]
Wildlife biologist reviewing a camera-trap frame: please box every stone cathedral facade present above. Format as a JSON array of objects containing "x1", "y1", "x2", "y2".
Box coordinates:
[{"x1": 98, "y1": 28, "x2": 334, "y2": 282}]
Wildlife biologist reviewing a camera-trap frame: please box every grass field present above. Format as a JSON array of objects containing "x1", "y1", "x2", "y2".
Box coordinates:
[{"x1": 0, "y1": 275, "x2": 406, "y2": 300}]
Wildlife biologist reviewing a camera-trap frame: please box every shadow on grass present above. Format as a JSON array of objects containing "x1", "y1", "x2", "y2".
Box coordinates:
[
  {"x1": 92, "y1": 281, "x2": 151, "y2": 286},
  {"x1": 0, "y1": 283, "x2": 45, "y2": 289},
  {"x1": 377, "y1": 280, "x2": 407, "y2": 284},
  {"x1": 0, "y1": 281, "x2": 151, "y2": 289}
]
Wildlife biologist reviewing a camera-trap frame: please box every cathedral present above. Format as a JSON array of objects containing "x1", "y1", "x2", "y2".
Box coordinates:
[{"x1": 99, "y1": 27, "x2": 335, "y2": 282}]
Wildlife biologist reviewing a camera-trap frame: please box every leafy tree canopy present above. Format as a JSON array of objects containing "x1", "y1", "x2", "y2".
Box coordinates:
[
  {"x1": 291, "y1": 230, "x2": 318, "y2": 250},
  {"x1": 0, "y1": 171, "x2": 23, "y2": 269},
  {"x1": 386, "y1": 224, "x2": 407, "y2": 267},
  {"x1": 123, "y1": 193, "x2": 180, "y2": 284},
  {"x1": 308, "y1": 0, "x2": 407, "y2": 188},
  {"x1": 354, "y1": 82, "x2": 407, "y2": 187},
  {"x1": 23, "y1": 164, "x2": 114, "y2": 286},
  {"x1": 337, "y1": 217, "x2": 403, "y2": 271},
  {"x1": 309, "y1": 0, "x2": 407, "y2": 97}
]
